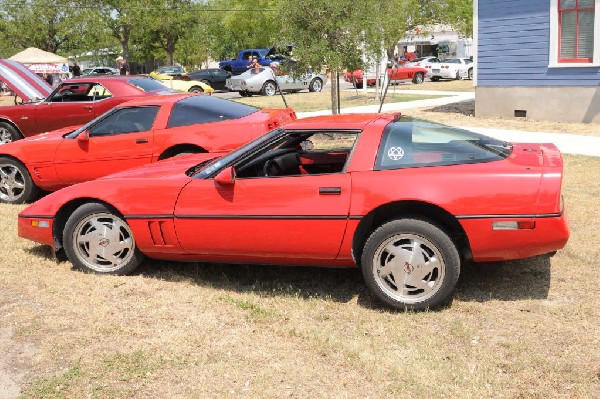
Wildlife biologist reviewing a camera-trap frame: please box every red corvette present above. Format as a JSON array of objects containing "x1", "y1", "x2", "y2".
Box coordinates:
[
  {"x1": 18, "y1": 114, "x2": 569, "y2": 310},
  {"x1": 0, "y1": 59, "x2": 177, "y2": 144},
  {"x1": 0, "y1": 94, "x2": 296, "y2": 203},
  {"x1": 344, "y1": 66, "x2": 428, "y2": 87}
]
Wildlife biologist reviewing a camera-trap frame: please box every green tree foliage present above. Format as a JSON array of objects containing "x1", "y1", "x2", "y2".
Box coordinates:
[
  {"x1": 203, "y1": 0, "x2": 282, "y2": 60},
  {"x1": 443, "y1": 0, "x2": 473, "y2": 37},
  {"x1": 278, "y1": 0, "x2": 364, "y2": 113},
  {"x1": 0, "y1": 0, "x2": 108, "y2": 57}
]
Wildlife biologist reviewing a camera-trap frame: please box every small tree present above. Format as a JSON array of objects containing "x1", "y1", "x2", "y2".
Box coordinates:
[{"x1": 278, "y1": 0, "x2": 363, "y2": 114}]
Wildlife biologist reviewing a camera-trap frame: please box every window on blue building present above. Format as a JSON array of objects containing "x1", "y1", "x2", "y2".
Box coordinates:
[{"x1": 558, "y1": 0, "x2": 595, "y2": 63}]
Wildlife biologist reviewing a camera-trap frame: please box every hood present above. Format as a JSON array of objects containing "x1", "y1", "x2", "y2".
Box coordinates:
[
  {"x1": 0, "y1": 125, "x2": 80, "y2": 161},
  {"x1": 99, "y1": 153, "x2": 219, "y2": 180},
  {"x1": 0, "y1": 59, "x2": 52, "y2": 102}
]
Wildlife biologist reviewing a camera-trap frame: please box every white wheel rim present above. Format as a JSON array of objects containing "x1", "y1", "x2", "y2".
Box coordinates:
[
  {"x1": 372, "y1": 233, "x2": 446, "y2": 304},
  {"x1": 72, "y1": 212, "x2": 136, "y2": 273},
  {"x1": 265, "y1": 83, "x2": 276, "y2": 96},
  {"x1": 312, "y1": 80, "x2": 322, "y2": 91}
]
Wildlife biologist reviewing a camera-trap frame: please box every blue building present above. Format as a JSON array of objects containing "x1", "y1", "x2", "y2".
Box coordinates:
[{"x1": 475, "y1": 0, "x2": 600, "y2": 122}]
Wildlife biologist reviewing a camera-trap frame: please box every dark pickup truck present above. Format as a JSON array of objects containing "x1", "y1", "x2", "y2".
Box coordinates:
[{"x1": 219, "y1": 48, "x2": 286, "y2": 75}]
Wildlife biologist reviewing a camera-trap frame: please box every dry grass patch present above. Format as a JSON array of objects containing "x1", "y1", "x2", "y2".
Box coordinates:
[
  {"x1": 234, "y1": 89, "x2": 444, "y2": 112},
  {"x1": 0, "y1": 153, "x2": 598, "y2": 398}
]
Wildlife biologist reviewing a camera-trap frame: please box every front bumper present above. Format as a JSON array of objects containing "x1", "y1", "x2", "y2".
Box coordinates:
[{"x1": 18, "y1": 215, "x2": 56, "y2": 250}]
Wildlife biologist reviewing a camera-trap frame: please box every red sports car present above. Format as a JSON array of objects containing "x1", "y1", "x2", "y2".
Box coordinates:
[
  {"x1": 0, "y1": 94, "x2": 296, "y2": 203},
  {"x1": 0, "y1": 59, "x2": 177, "y2": 143},
  {"x1": 18, "y1": 114, "x2": 569, "y2": 310},
  {"x1": 344, "y1": 65, "x2": 428, "y2": 87}
]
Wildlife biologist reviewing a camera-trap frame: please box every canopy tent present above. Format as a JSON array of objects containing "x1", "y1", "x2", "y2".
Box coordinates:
[{"x1": 9, "y1": 47, "x2": 69, "y2": 74}]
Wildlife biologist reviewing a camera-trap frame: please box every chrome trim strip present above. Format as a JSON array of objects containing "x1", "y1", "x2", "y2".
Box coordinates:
[{"x1": 456, "y1": 210, "x2": 564, "y2": 220}]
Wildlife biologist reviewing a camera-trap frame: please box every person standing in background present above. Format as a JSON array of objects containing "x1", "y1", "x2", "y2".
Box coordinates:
[
  {"x1": 117, "y1": 56, "x2": 130, "y2": 75},
  {"x1": 72, "y1": 62, "x2": 81, "y2": 77}
]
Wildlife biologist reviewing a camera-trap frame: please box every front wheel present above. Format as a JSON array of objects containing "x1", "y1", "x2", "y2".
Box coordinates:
[
  {"x1": 0, "y1": 157, "x2": 39, "y2": 204},
  {"x1": 261, "y1": 81, "x2": 277, "y2": 96},
  {"x1": 412, "y1": 72, "x2": 424, "y2": 84},
  {"x1": 361, "y1": 218, "x2": 460, "y2": 311},
  {"x1": 63, "y1": 203, "x2": 145, "y2": 275},
  {"x1": 468, "y1": 68, "x2": 473, "y2": 80},
  {"x1": 308, "y1": 78, "x2": 323, "y2": 92}
]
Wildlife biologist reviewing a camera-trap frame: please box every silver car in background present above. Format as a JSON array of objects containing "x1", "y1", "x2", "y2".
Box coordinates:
[{"x1": 226, "y1": 67, "x2": 328, "y2": 96}]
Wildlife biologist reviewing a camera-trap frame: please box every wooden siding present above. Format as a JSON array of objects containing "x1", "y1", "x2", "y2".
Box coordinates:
[{"x1": 478, "y1": 0, "x2": 600, "y2": 86}]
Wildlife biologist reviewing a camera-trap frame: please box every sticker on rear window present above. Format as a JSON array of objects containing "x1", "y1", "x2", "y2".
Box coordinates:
[{"x1": 388, "y1": 146, "x2": 404, "y2": 160}]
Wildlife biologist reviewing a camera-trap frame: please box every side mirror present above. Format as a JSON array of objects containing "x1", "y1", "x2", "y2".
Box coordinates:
[
  {"x1": 77, "y1": 130, "x2": 90, "y2": 142},
  {"x1": 214, "y1": 166, "x2": 235, "y2": 186}
]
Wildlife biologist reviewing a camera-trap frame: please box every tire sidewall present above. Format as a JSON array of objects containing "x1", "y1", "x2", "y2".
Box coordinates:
[
  {"x1": 0, "y1": 122, "x2": 20, "y2": 144},
  {"x1": 63, "y1": 202, "x2": 144, "y2": 275},
  {"x1": 361, "y1": 218, "x2": 460, "y2": 311}
]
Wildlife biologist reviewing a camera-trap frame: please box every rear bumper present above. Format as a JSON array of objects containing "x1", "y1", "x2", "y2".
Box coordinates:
[
  {"x1": 460, "y1": 212, "x2": 570, "y2": 262},
  {"x1": 18, "y1": 215, "x2": 56, "y2": 250}
]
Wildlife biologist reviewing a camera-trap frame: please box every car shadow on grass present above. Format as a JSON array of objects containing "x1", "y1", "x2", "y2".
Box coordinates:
[{"x1": 132, "y1": 253, "x2": 552, "y2": 310}]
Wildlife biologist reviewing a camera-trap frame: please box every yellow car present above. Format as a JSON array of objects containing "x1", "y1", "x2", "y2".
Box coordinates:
[{"x1": 149, "y1": 72, "x2": 214, "y2": 95}]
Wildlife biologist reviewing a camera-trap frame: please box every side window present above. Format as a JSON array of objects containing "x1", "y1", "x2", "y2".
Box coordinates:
[
  {"x1": 235, "y1": 131, "x2": 359, "y2": 179},
  {"x1": 87, "y1": 84, "x2": 112, "y2": 101},
  {"x1": 89, "y1": 106, "x2": 159, "y2": 137},
  {"x1": 241, "y1": 51, "x2": 251, "y2": 60}
]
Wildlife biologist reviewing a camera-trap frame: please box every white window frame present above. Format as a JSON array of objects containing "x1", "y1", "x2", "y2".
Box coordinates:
[{"x1": 549, "y1": 0, "x2": 600, "y2": 67}]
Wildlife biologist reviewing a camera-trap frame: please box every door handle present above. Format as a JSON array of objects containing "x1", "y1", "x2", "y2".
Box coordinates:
[
  {"x1": 136, "y1": 138, "x2": 148, "y2": 144},
  {"x1": 84, "y1": 106, "x2": 93, "y2": 111},
  {"x1": 319, "y1": 187, "x2": 341, "y2": 195}
]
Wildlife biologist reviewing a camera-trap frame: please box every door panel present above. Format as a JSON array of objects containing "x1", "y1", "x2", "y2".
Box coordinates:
[
  {"x1": 34, "y1": 102, "x2": 94, "y2": 133},
  {"x1": 54, "y1": 132, "x2": 154, "y2": 185},
  {"x1": 174, "y1": 173, "x2": 351, "y2": 260}
]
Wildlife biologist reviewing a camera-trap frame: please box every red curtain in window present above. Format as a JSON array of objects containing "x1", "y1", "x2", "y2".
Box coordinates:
[{"x1": 559, "y1": 0, "x2": 595, "y2": 62}]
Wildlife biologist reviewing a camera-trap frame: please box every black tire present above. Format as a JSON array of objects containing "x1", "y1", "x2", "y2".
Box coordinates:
[
  {"x1": 468, "y1": 68, "x2": 473, "y2": 80},
  {"x1": 455, "y1": 70, "x2": 461, "y2": 80},
  {"x1": 188, "y1": 85, "x2": 204, "y2": 93},
  {"x1": 361, "y1": 218, "x2": 460, "y2": 311},
  {"x1": 0, "y1": 121, "x2": 21, "y2": 144},
  {"x1": 63, "y1": 202, "x2": 145, "y2": 275},
  {"x1": 239, "y1": 91, "x2": 252, "y2": 97},
  {"x1": 412, "y1": 72, "x2": 424, "y2": 84},
  {"x1": 261, "y1": 81, "x2": 277, "y2": 96},
  {"x1": 308, "y1": 78, "x2": 323, "y2": 92},
  {"x1": 200, "y1": 79, "x2": 212, "y2": 87},
  {"x1": 430, "y1": 76, "x2": 441, "y2": 82},
  {"x1": 0, "y1": 156, "x2": 39, "y2": 204}
]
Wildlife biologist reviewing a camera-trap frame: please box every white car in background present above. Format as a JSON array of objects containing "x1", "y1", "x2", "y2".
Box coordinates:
[
  {"x1": 404, "y1": 56, "x2": 440, "y2": 68},
  {"x1": 427, "y1": 58, "x2": 473, "y2": 81}
]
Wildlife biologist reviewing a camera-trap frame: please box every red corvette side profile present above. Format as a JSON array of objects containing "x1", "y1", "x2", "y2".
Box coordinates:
[
  {"x1": 18, "y1": 114, "x2": 569, "y2": 310},
  {"x1": 0, "y1": 59, "x2": 177, "y2": 143},
  {"x1": 0, "y1": 94, "x2": 296, "y2": 203},
  {"x1": 344, "y1": 66, "x2": 428, "y2": 87}
]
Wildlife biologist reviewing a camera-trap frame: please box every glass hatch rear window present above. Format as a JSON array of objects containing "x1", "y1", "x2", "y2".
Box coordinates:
[
  {"x1": 167, "y1": 96, "x2": 259, "y2": 128},
  {"x1": 375, "y1": 118, "x2": 512, "y2": 170},
  {"x1": 128, "y1": 77, "x2": 173, "y2": 92}
]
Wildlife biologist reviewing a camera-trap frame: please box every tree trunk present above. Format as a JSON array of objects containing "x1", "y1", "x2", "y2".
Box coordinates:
[
  {"x1": 330, "y1": 70, "x2": 339, "y2": 115},
  {"x1": 121, "y1": 26, "x2": 131, "y2": 63}
]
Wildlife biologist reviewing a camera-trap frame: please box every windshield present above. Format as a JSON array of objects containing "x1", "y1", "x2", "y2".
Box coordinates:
[
  {"x1": 127, "y1": 77, "x2": 174, "y2": 92},
  {"x1": 238, "y1": 68, "x2": 267, "y2": 78},
  {"x1": 194, "y1": 128, "x2": 283, "y2": 178}
]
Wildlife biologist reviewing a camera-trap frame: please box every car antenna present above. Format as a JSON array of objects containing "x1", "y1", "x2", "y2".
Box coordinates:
[
  {"x1": 378, "y1": 65, "x2": 394, "y2": 113},
  {"x1": 270, "y1": 68, "x2": 289, "y2": 108}
]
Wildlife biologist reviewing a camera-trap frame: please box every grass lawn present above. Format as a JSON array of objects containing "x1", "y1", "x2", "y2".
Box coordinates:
[
  {"x1": 234, "y1": 89, "x2": 446, "y2": 112},
  {"x1": 1, "y1": 153, "x2": 598, "y2": 399}
]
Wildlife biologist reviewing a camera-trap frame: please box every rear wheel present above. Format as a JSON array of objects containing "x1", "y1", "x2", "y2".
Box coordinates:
[
  {"x1": 200, "y1": 79, "x2": 211, "y2": 86},
  {"x1": 430, "y1": 76, "x2": 440, "y2": 82},
  {"x1": 0, "y1": 122, "x2": 20, "y2": 144},
  {"x1": 63, "y1": 203, "x2": 144, "y2": 275},
  {"x1": 0, "y1": 157, "x2": 39, "y2": 204},
  {"x1": 361, "y1": 218, "x2": 460, "y2": 311},
  {"x1": 188, "y1": 85, "x2": 204, "y2": 93},
  {"x1": 261, "y1": 81, "x2": 277, "y2": 96},
  {"x1": 309, "y1": 78, "x2": 323, "y2": 92},
  {"x1": 412, "y1": 72, "x2": 424, "y2": 84}
]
